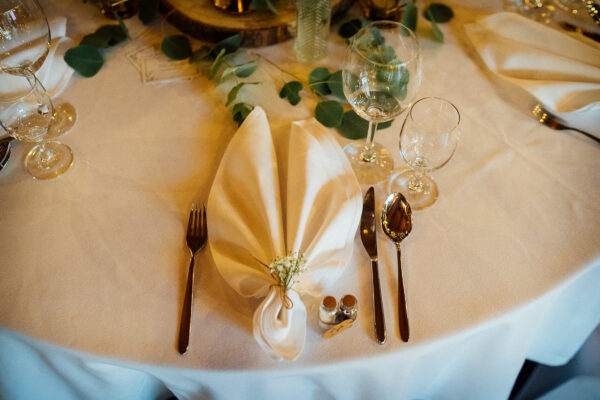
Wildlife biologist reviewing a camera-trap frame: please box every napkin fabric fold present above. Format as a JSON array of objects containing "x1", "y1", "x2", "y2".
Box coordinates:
[
  {"x1": 207, "y1": 107, "x2": 361, "y2": 360},
  {"x1": 464, "y1": 12, "x2": 600, "y2": 137}
]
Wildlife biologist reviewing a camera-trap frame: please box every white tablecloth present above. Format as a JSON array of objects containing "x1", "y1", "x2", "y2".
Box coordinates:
[{"x1": 1, "y1": 0, "x2": 599, "y2": 399}]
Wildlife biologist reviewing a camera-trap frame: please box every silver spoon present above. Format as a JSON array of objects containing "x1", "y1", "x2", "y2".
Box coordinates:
[{"x1": 381, "y1": 192, "x2": 412, "y2": 342}]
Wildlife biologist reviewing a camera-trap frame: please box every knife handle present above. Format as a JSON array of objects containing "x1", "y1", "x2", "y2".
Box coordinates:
[{"x1": 371, "y1": 259, "x2": 386, "y2": 344}]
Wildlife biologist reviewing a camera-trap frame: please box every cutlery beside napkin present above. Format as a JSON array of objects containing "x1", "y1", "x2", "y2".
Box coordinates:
[
  {"x1": 464, "y1": 12, "x2": 600, "y2": 138},
  {"x1": 0, "y1": 17, "x2": 73, "y2": 99},
  {"x1": 207, "y1": 107, "x2": 361, "y2": 360}
]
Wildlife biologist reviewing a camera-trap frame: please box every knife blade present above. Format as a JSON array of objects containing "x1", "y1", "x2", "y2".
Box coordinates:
[{"x1": 360, "y1": 186, "x2": 386, "y2": 344}]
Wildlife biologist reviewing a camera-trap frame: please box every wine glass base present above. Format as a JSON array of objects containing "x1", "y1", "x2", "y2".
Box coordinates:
[
  {"x1": 344, "y1": 142, "x2": 394, "y2": 185},
  {"x1": 389, "y1": 169, "x2": 438, "y2": 210},
  {"x1": 26, "y1": 141, "x2": 73, "y2": 180},
  {"x1": 47, "y1": 101, "x2": 76, "y2": 139}
]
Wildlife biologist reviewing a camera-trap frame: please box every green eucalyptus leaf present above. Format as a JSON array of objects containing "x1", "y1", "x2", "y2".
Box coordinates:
[
  {"x1": 235, "y1": 60, "x2": 258, "y2": 78},
  {"x1": 226, "y1": 82, "x2": 260, "y2": 106},
  {"x1": 232, "y1": 102, "x2": 255, "y2": 126},
  {"x1": 328, "y1": 70, "x2": 346, "y2": 101},
  {"x1": 161, "y1": 35, "x2": 192, "y2": 60},
  {"x1": 370, "y1": 44, "x2": 397, "y2": 64},
  {"x1": 80, "y1": 33, "x2": 109, "y2": 48},
  {"x1": 209, "y1": 48, "x2": 227, "y2": 79},
  {"x1": 338, "y1": 18, "x2": 364, "y2": 39},
  {"x1": 139, "y1": 0, "x2": 159, "y2": 25},
  {"x1": 309, "y1": 67, "x2": 331, "y2": 96},
  {"x1": 378, "y1": 120, "x2": 393, "y2": 130},
  {"x1": 80, "y1": 25, "x2": 127, "y2": 48},
  {"x1": 279, "y1": 81, "x2": 303, "y2": 105},
  {"x1": 220, "y1": 60, "x2": 257, "y2": 81},
  {"x1": 210, "y1": 34, "x2": 242, "y2": 58},
  {"x1": 424, "y1": 3, "x2": 454, "y2": 23},
  {"x1": 402, "y1": 2, "x2": 418, "y2": 32},
  {"x1": 337, "y1": 111, "x2": 393, "y2": 139},
  {"x1": 426, "y1": 9, "x2": 444, "y2": 42},
  {"x1": 337, "y1": 110, "x2": 368, "y2": 139},
  {"x1": 315, "y1": 100, "x2": 344, "y2": 128},
  {"x1": 95, "y1": 25, "x2": 127, "y2": 46},
  {"x1": 189, "y1": 46, "x2": 212, "y2": 64},
  {"x1": 64, "y1": 45, "x2": 104, "y2": 78}
]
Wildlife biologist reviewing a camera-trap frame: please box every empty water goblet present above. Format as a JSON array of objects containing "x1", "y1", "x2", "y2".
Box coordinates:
[{"x1": 390, "y1": 97, "x2": 460, "y2": 210}]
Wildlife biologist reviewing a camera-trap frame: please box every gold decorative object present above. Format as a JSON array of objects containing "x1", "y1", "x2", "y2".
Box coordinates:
[
  {"x1": 213, "y1": 0, "x2": 254, "y2": 14},
  {"x1": 359, "y1": 0, "x2": 407, "y2": 20}
]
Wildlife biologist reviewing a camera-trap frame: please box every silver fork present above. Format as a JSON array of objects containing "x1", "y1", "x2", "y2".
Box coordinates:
[
  {"x1": 532, "y1": 104, "x2": 600, "y2": 144},
  {"x1": 178, "y1": 203, "x2": 207, "y2": 354}
]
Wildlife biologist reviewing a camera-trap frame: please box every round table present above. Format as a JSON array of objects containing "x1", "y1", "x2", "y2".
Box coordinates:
[{"x1": 1, "y1": 0, "x2": 599, "y2": 399}]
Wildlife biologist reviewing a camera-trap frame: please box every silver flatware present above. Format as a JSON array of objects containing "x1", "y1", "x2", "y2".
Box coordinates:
[
  {"x1": 360, "y1": 186, "x2": 386, "y2": 344},
  {"x1": 0, "y1": 136, "x2": 14, "y2": 172},
  {"x1": 382, "y1": 193, "x2": 412, "y2": 342},
  {"x1": 178, "y1": 203, "x2": 207, "y2": 354},
  {"x1": 532, "y1": 104, "x2": 600, "y2": 144}
]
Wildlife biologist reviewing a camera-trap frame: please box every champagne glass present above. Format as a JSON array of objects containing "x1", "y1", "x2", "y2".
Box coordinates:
[
  {"x1": 0, "y1": 73, "x2": 73, "y2": 179},
  {"x1": 342, "y1": 21, "x2": 422, "y2": 185},
  {"x1": 391, "y1": 97, "x2": 460, "y2": 210},
  {"x1": 0, "y1": 0, "x2": 76, "y2": 138}
]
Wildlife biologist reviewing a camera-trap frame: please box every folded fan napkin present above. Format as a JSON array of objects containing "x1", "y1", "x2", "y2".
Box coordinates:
[
  {"x1": 464, "y1": 12, "x2": 600, "y2": 137},
  {"x1": 207, "y1": 107, "x2": 361, "y2": 360},
  {"x1": 0, "y1": 17, "x2": 73, "y2": 98}
]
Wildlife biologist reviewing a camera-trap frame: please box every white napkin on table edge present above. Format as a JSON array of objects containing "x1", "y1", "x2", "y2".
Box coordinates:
[
  {"x1": 463, "y1": 12, "x2": 600, "y2": 138},
  {"x1": 207, "y1": 107, "x2": 361, "y2": 360}
]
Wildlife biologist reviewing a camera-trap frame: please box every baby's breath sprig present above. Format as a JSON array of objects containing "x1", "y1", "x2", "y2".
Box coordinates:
[{"x1": 269, "y1": 251, "x2": 307, "y2": 292}]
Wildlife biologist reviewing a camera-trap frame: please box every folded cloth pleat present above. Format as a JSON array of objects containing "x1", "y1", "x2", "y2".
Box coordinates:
[
  {"x1": 207, "y1": 107, "x2": 361, "y2": 360},
  {"x1": 464, "y1": 12, "x2": 600, "y2": 138}
]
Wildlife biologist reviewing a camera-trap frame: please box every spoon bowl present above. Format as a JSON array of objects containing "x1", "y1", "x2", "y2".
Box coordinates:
[
  {"x1": 382, "y1": 193, "x2": 412, "y2": 245},
  {"x1": 381, "y1": 192, "x2": 412, "y2": 342}
]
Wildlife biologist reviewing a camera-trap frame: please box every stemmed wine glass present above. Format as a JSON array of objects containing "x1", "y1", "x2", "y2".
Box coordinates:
[
  {"x1": 391, "y1": 97, "x2": 460, "y2": 210},
  {"x1": 342, "y1": 21, "x2": 422, "y2": 185},
  {"x1": 0, "y1": 0, "x2": 76, "y2": 138},
  {"x1": 0, "y1": 73, "x2": 73, "y2": 178}
]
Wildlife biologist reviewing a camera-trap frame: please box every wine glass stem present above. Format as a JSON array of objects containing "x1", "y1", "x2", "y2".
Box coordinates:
[
  {"x1": 408, "y1": 171, "x2": 425, "y2": 193},
  {"x1": 361, "y1": 121, "x2": 378, "y2": 163},
  {"x1": 20, "y1": 67, "x2": 55, "y2": 115},
  {"x1": 35, "y1": 142, "x2": 55, "y2": 168}
]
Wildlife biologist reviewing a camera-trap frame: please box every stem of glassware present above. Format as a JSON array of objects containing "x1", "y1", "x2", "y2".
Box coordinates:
[
  {"x1": 34, "y1": 142, "x2": 56, "y2": 169},
  {"x1": 408, "y1": 170, "x2": 425, "y2": 193},
  {"x1": 360, "y1": 121, "x2": 378, "y2": 163},
  {"x1": 20, "y1": 67, "x2": 55, "y2": 116}
]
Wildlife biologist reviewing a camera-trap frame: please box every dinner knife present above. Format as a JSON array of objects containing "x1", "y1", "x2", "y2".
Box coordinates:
[{"x1": 360, "y1": 186, "x2": 386, "y2": 344}]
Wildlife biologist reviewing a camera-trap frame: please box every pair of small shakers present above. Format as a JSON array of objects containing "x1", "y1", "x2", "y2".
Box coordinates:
[{"x1": 319, "y1": 295, "x2": 357, "y2": 338}]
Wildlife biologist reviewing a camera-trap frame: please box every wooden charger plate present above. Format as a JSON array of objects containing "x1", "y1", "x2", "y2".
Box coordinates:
[{"x1": 160, "y1": 0, "x2": 355, "y2": 47}]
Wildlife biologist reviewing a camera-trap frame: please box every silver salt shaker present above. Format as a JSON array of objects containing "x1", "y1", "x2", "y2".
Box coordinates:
[{"x1": 319, "y1": 296, "x2": 338, "y2": 327}]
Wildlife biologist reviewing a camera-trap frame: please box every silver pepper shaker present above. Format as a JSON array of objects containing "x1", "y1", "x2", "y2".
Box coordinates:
[{"x1": 339, "y1": 294, "x2": 358, "y2": 321}]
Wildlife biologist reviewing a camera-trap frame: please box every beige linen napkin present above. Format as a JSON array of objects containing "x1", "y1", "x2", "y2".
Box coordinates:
[
  {"x1": 0, "y1": 17, "x2": 74, "y2": 98},
  {"x1": 207, "y1": 107, "x2": 361, "y2": 360},
  {"x1": 464, "y1": 12, "x2": 600, "y2": 137}
]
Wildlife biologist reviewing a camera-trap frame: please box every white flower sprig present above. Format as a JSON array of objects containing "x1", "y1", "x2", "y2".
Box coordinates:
[{"x1": 269, "y1": 252, "x2": 307, "y2": 292}]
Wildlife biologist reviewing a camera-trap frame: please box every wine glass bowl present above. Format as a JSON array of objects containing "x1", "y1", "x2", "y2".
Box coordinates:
[
  {"x1": 392, "y1": 97, "x2": 460, "y2": 210},
  {"x1": 1, "y1": 0, "x2": 77, "y2": 138},
  {"x1": 0, "y1": 73, "x2": 73, "y2": 179},
  {"x1": 0, "y1": 0, "x2": 51, "y2": 73},
  {"x1": 342, "y1": 21, "x2": 422, "y2": 185}
]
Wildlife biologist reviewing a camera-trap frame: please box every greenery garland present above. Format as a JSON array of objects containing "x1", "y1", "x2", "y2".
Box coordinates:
[{"x1": 64, "y1": 1, "x2": 454, "y2": 139}]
